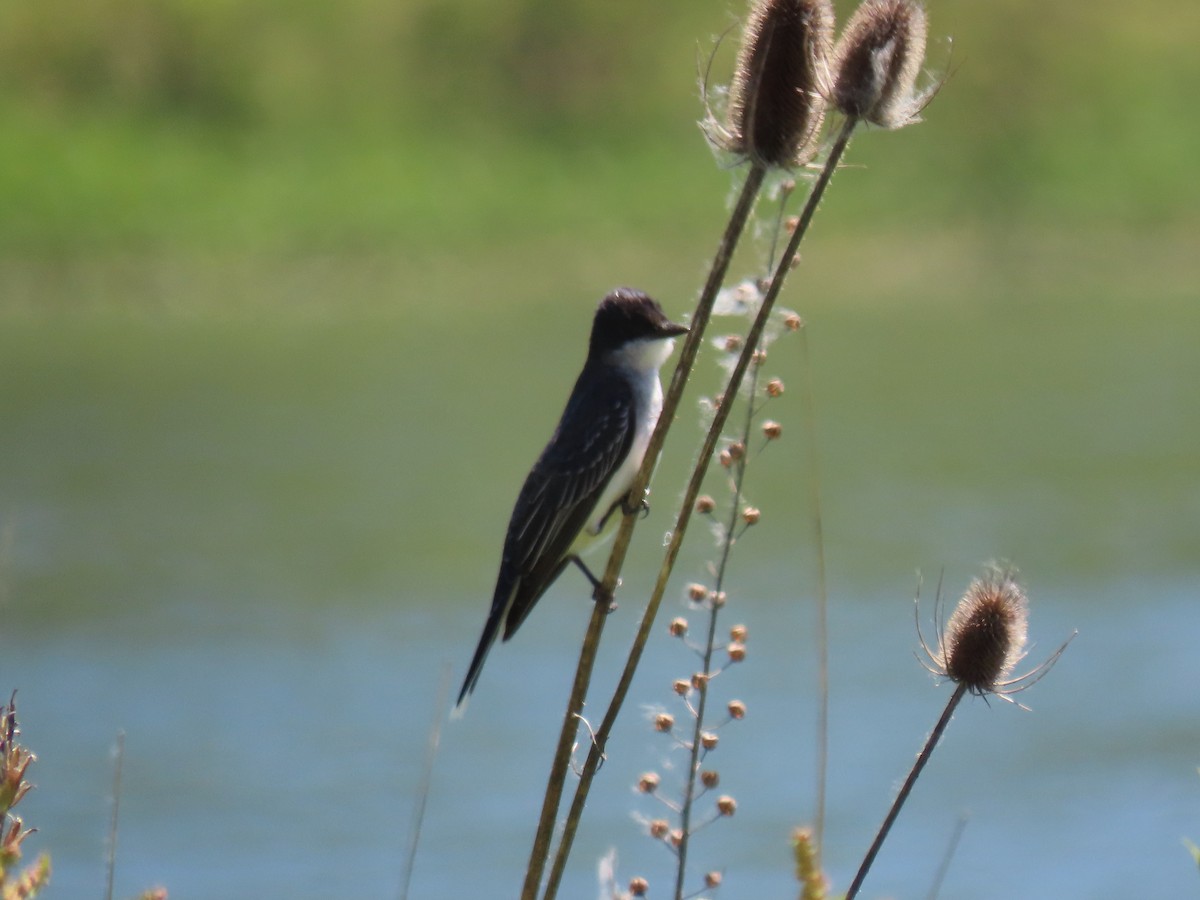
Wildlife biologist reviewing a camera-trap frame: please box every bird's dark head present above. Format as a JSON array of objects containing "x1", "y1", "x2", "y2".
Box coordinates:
[{"x1": 588, "y1": 289, "x2": 688, "y2": 359}]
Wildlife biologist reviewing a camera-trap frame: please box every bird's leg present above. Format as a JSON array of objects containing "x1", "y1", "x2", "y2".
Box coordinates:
[{"x1": 569, "y1": 555, "x2": 618, "y2": 613}]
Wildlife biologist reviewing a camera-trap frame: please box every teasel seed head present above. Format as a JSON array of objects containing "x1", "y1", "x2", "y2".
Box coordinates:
[
  {"x1": 831, "y1": 0, "x2": 928, "y2": 128},
  {"x1": 717, "y1": 0, "x2": 835, "y2": 168},
  {"x1": 940, "y1": 566, "x2": 1028, "y2": 694},
  {"x1": 919, "y1": 564, "x2": 1075, "y2": 703}
]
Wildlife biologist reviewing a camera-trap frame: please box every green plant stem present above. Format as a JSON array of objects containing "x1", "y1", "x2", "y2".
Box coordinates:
[
  {"x1": 673, "y1": 362, "x2": 761, "y2": 900},
  {"x1": 543, "y1": 116, "x2": 857, "y2": 897},
  {"x1": 525, "y1": 162, "x2": 766, "y2": 900},
  {"x1": 845, "y1": 682, "x2": 968, "y2": 900}
]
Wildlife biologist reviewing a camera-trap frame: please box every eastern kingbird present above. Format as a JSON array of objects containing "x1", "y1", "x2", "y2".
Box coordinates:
[{"x1": 457, "y1": 288, "x2": 688, "y2": 708}]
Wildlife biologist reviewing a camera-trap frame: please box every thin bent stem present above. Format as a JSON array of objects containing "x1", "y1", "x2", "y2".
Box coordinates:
[
  {"x1": 105, "y1": 730, "x2": 125, "y2": 900},
  {"x1": 845, "y1": 682, "x2": 968, "y2": 900},
  {"x1": 674, "y1": 362, "x2": 761, "y2": 900},
  {"x1": 528, "y1": 163, "x2": 766, "y2": 900},
  {"x1": 545, "y1": 116, "x2": 859, "y2": 897},
  {"x1": 797, "y1": 323, "x2": 830, "y2": 853},
  {"x1": 400, "y1": 663, "x2": 452, "y2": 900}
]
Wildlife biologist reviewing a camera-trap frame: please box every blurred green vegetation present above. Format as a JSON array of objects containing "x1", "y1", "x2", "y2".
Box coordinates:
[{"x1": 0, "y1": 0, "x2": 1195, "y2": 272}]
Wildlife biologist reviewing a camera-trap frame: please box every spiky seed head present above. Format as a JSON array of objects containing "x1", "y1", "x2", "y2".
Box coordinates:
[
  {"x1": 730, "y1": 623, "x2": 748, "y2": 642},
  {"x1": 728, "y1": 699, "x2": 747, "y2": 719},
  {"x1": 722, "y1": 0, "x2": 835, "y2": 168},
  {"x1": 831, "y1": 0, "x2": 928, "y2": 128},
  {"x1": 654, "y1": 712, "x2": 675, "y2": 732},
  {"x1": 941, "y1": 567, "x2": 1029, "y2": 694},
  {"x1": 701, "y1": 769, "x2": 720, "y2": 788},
  {"x1": 637, "y1": 772, "x2": 661, "y2": 793},
  {"x1": 669, "y1": 616, "x2": 689, "y2": 637},
  {"x1": 717, "y1": 795, "x2": 738, "y2": 816},
  {"x1": 696, "y1": 494, "x2": 717, "y2": 514}
]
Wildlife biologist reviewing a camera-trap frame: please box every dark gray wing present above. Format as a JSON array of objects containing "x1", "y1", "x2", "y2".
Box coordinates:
[
  {"x1": 457, "y1": 366, "x2": 635, "y2": 707},
  {"x1": 500, "y1": 365, "x2": 636, "y2": 638}
]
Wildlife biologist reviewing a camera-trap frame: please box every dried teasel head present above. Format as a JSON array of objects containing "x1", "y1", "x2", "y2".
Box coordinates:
[
  {"x1": 918, "y1": 565, "x2": 1073, "y2": 703},
  {"x1": 709, "y1": 0, "x2": 835, "y2": 168},
  {"x1": 831, "y1": 0, "x2": 928, "y2": 128}
]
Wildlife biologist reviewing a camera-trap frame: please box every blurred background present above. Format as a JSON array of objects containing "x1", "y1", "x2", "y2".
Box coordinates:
[{"x1": 0, "y1": 0, "x2": 1197, "y2": 897}]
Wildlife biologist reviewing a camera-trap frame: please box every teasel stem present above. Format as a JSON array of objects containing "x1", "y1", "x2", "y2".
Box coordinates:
[
  {"x1": 542, "y1": 118, "x2": 859, "y2": 898},
  {"x1": 525, "y1": 163, "x2": 767, "y2": 900},
  {"x1": 673, "y1": 360, "x2": 763, "y2": 900},
  {"x1": 845, "y1": 682, "x2": 968, "y2": 900}
]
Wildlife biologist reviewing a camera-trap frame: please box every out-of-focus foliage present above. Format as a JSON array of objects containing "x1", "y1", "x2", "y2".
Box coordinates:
[{"x1": 0, "y1": 0, "x2": 1194, "y2": 252}]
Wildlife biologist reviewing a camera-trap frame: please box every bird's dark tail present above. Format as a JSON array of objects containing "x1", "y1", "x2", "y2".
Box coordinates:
[{"x1": 454, "y1": 586, "x2": 509, "y2": 713}]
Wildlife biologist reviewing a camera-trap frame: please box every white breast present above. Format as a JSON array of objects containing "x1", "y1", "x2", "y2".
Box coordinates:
[{"x1": 580, "y1": 336, "x2": 674, "y2": 541}]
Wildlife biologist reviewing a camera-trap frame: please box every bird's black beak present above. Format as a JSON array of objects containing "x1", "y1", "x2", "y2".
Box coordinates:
[{"x1": 661, "y1": 322, "x2": 689, "y2": 338}]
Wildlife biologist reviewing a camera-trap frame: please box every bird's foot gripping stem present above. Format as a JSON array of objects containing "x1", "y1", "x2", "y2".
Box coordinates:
[{"x1": 569, "y1": 556, "x2": 618, "y2": 614}]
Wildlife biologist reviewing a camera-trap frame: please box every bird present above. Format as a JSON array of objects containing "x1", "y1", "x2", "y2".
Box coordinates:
[{"x1": 456, "y1": 288, "x2": 688, "y2": 709}]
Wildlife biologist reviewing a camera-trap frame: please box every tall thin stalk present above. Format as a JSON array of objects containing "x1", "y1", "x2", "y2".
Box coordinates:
[
  {"x1": 845, "y1": 683, "x2": 967, "y2": 900},
  {"x1": 542, "y1": 116, "x2": 859, "y2": 898},
  {"x1": 523, "y1": 163, "x2": 766, "y2": 900},
  {"x1": 673, "y1": 363, "x2": 763, "y2": 900}
]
